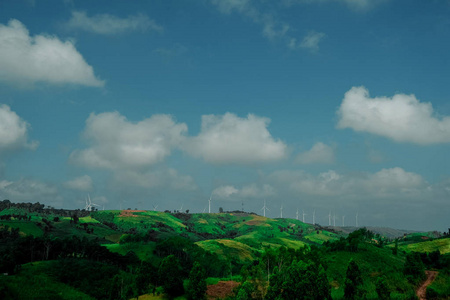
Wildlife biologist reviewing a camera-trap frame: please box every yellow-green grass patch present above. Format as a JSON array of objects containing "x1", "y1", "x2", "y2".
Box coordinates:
[{"x1": 400, "y1": 238, "x2": 450, "y2": 254}]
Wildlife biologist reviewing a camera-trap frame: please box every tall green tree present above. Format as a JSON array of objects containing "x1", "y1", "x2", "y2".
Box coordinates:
[
  {"x1": 158, "y1": 255, "x2": 184, "y2": 299},
  {"x1": 344, "y1": 259, "x2": 364, "y2": 299},
  {"x1": 266, "y1": 259, "x2": 330, "y2": 300},
  {"x1": 403, "y1": 252, "x2": 425, "y2": 284},
  {"x1": 375, "y1": 277, "x2": 390, "y2": 299},
  {"x1": 186, "y1": 261, "x2": 207, "y2": 300}
]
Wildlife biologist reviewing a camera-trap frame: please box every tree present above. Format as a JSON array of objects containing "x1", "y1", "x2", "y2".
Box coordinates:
[
  {"x1": 266, "y1": 259, "x2": 331, "y2": 300},
  {"x1": 344, "y1": 259, "x2": 364, "y2": 299},
  {"x1": 158, "y1": 255, "x2": 184, "y2": 299},
  {"x1": 375, "y1": 277, "x2": 390, "y2": 300},
  {"x1": 219, "y1": 207, "x2": 224, "y2": 213},
  {"x1": 392, "y1": 239, "x2": 398, "y2": 255},
  {"x1": 186, "y1": 261, "x2": 207, "y2": 300},
  {"x1": 403, "y1": 252, "x2": 425, "y2": 284}
]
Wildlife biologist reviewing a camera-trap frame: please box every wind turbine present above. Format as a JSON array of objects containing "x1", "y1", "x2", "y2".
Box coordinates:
[
  {"x1": 261, "y1": 200, "x2": 269, "y2": 217},
  {"x1": 342, "y1": 215, "x2": 345, "y2": 227},
  {"x1": 202, "y1": 207, "x2": 207, "y2": 213},
  {"x1": 152, "y1": 205, "x2": 158, "y2": 211},
  {"x1": 312, "y1": 209, "x2": 315, "y2": 225},
  {"x1": 84, "y1": 194, "x2": 99, "y2": 211},
  {"x1": 333, "y1": 212, "x2": 336, "y2": 227},
  {"x1": 328, "y1": 211, "x2": 331, "y2": 226},
  {"x1": 296, "y1": 208, "x2": 299, "y2": 220},
  {"x1": 208, "y1": 194, "x2": 212, "y2": 213},
  {"x1": 179, "y1": 204, "x2": 184, "y2": 213},
  {"x1": 302, "y1": 209, "x2": 306, "y2": 223},
  {"x1": 280, "y1": 205, "x2": 283, "y2": 218}
]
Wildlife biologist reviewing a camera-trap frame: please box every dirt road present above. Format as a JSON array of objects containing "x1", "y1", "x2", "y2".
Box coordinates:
[{"x1": 416, "y1": 270, "x2": 438, "y2": 300}]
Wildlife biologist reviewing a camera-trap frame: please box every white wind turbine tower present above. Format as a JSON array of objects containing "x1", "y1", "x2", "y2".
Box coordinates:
[
  {"x1": 333, "y1": 212, "x2": 336, "y2": 227},
  {"x1": 312, "y1": 209, "x2": 315, "y2": 225},
  {"x1": 202, "y1": 207, "x2": 207, "y2": 213},
  {"x1": 179, "y1": 204, "x2": 184, "y2": 213},
  {"x1": 152, "y1": 205, "x2": 158, "y2": 211},
  {"x1": 296, "y1": 208, "x2": 299, "y2": 220},
  {"x1": 328, "y1": 211, "x2": 332, "y2": 226},
  {"x1": 342, "y1": 215, "x2": 345, "y2": 227},
  {"x1": 84, "y1": 194, "x2": 99, "y2": 211},
  {"x1": 302, "y1": 209, "x2": 306, "y2": 223},
  {"x1": 280, "y1": 205, "x2": 283, "y2": 218},
  {"x1": 261, "y1": 200, "x2": 269, "y2": 217},
  {"x1": 208, "y1": 194, "x2": 212, "y2": 213}
]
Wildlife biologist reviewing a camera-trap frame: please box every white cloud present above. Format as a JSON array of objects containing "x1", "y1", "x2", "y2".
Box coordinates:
[
  {"x1": 64, "y1": 175, "x2": 93, "y2": 191},
  {"x1": 210, "y1": 0, "x2": 294, "y2": 44},
  {"x1": 270, "y1": 167, "x2": 426, "y2": 198},
  {"x1": 213, "y1": 185, "x2": 239, "y2": 198},
  {"x1": 337, "y1": 86, "x2": 450, "y2": 144},
  {"x1": 184, "y1": 113, "x2": 287, "y2": 164},
  {"x1": 213, "y1": 183, "x2": 275, "y2": 200},
  {"x1": 0, "y1": 104, "x2": 38, "y2": 154},
  {"x1": 298, "y1": 31, "x2": 326, "y2": 52},
  {"x1": 70, "y1": 112, "x2": 187, "y2": 170},
  {"x1": 0, "y1": 19, "x2": 104, "y2": 87},
  {"x1": 296, "y1": 142, "x2": 335, "y2": 164},
  {"x1": 66, "y1": 11, "x2": 163, "y2": 35},
  {"x1": 114, "y1": 168, "x2": 197, "y2": 191},
  {"x1": 211, "y1": 0, "x2": 251, "y2": 14},
  {"x1": 283, "y1": 0, "x2": 386, "y2": 12},
  {"x1": 339, "y1": 0, "x2": 386, "y2": 11},
  {"x1": 0, "y1": 178, "x2": 61, "y2": 205}
]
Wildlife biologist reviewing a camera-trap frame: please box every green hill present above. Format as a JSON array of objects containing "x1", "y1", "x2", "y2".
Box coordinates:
[{"x1": 0, "y1": 202, "x2": 449, "y2": 299}]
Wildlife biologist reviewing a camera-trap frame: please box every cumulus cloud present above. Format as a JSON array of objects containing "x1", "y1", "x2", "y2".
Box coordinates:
[
  {"x1": 114, "y1": 168, "x2": 197, "y2": 191},
  {"x1": 0, "y1": 19, "x2": 104, "y2": 87},
  {"x1": 70, "y1": 112, "x2": 187, "y2": 170},
  {"x1": 64, "y1": 175, "x2": 93, "y2": 191},
  {"x1": 184, "y1": 113, "x2": 287, "y2": 164},
  {"x1": 296, "y1": 142, "x2": 335, "y2": 164},
  {"x1": 270, "y1": 167, "x2": 426, "y2": 198},
  {"x1": 0, "y1": 178, "x2": 61, "y2": 205},
  {"x1": 0, "y1": 104, "x2": 38, "y2": 155},
  {"x1": 337, "y1": 86, "x2": 450, "y2": 144},
  {"x1": 66, "y1": 11, "x2": 163, "y2": 35},
  {"x1": 213, "y1": 183, "x2": 275, "y2": 200}
]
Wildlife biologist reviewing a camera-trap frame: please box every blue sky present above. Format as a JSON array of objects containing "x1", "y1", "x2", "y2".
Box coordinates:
[{"x1": 1, "y1": 0, "x2": 449, "y2": 231}]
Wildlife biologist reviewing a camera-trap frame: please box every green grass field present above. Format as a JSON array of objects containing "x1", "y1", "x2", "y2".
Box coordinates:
[{"x1": 398, "y1": 238, "x2": 450, "y2": 254}]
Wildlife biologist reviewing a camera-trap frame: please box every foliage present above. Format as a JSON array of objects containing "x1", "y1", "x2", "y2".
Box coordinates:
[
  {"x1": 158, "y1": 255, "x2": 184, "y2": 299},
  {"x1": 344, "y1": 259, "x2": 364, "y2": 300},
  {"x1": 403, "y1": 252, "x2": 426, "y2": 284},
  {"x1": 375, "y1": 276, "x2": 390, "y2": 299},
  {"x1": 265, "y1": 247, "x2": 331, "y2": 300},
  {"x1": 186, "y1": 261, "x2": 207, "y2": 300}
]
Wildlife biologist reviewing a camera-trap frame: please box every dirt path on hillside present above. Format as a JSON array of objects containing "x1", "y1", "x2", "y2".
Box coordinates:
[{"x1": 416, "y1": 270, "x2": 438, "y2": 300}]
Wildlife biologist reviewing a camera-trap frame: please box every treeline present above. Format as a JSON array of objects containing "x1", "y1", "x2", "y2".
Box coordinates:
[
  {"x1": 0, "y1": 226, "x2": 129, "y2": 275},
  {"x1": 0, "y1": 199, "x2": 94, "y2": 218}
]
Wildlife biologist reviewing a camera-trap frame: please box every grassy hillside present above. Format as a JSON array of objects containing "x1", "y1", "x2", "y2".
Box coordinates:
[
  {"x1": 1, "y1": 203, "x2": 449, "y2": 300},
  {"x1": 398, "y1": 237, "x2": 450, "y2": 254}
]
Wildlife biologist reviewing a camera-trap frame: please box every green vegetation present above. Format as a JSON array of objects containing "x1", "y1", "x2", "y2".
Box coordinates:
[
  {"x1": 0, "y1": 199, "x2": 449, "y2": 299},
  {"x1": 399, "y1": 237, "x2": 450, "y2": 254}
]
